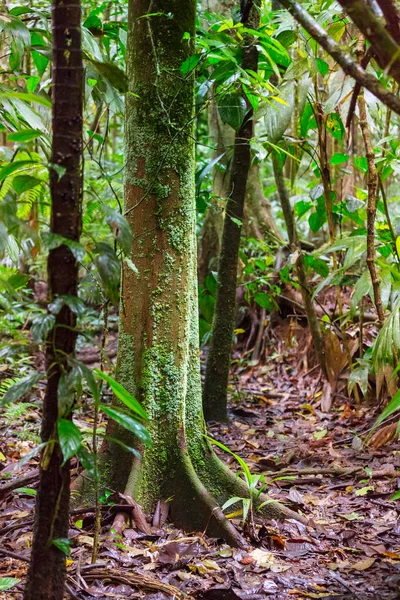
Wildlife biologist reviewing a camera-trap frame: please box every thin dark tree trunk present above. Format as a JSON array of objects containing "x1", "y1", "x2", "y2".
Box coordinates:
[
  {"x1": 356, "y1": 36, "x2": 385, "y2": 325},
  {"x1": 203, "y1": 1, "x2": 260, "y2": 422},
  {"x1": 272, "y1": 154, "x2": 326, "y2": 375},
  {"x1": 24, "y1": 1, "x2": 83, "y2": 598}
]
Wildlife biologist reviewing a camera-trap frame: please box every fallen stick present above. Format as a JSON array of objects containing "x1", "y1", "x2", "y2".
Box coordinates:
[
  {"x1": 263, "y1": 466, "x2": 397, "y2": 479},
  {"x1": 0, "y1": 469, "x2": 39, "y2": 498},
  {"x1": 81, "y1": 566, "x2": 188, "y2": 599}
]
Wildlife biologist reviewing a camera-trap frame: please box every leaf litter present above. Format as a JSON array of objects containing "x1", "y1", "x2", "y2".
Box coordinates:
[{"x1": 0, "y1": 334, "x2": 400, "y2": 599}]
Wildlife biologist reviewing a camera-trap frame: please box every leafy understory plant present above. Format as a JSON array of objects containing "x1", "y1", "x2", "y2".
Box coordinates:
[{"x1": 206, "y1": 436, "x2": 270, "y2": 530}]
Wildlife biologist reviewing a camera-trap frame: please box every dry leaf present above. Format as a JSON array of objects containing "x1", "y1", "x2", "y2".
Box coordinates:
[{"x1": 350, "y1": 557, "x2": 376, "y2": 571}]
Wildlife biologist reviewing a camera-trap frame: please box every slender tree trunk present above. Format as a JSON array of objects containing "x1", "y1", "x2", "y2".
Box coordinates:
[
  {"x1": 272, "y1": 154, "x2": 326, "y2": 375},
  {"x1": 356, "y1": 37, "x2": 385, "y2": 325},
  {"x1": 203, "y1": 1, "x2": 260, "y2": 422},
  {"x1": 24, "y1": 1, "x2": 83, "y2": 599},
  {"x1": 89, "y1": 0, "x2": 298, "y2": 543}
]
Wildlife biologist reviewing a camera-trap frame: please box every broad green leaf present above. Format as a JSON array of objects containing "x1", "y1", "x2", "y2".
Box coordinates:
[
  {"x1": 330, "y1": 153, "x2": 349, "y2": 165},
  {"x1": 77, "y1": 446, "x2": 96, "y2": 478},
  {"x1": 180, "y1": 53, "x2": 202, "y2": 75},
  {"x1": 0, "y1": 160, "x2": 38, "y2": 182},
  {"x1": 262, "y1": 79, "x2": 309, "y2": 145},
  {"x1": 325, "y1": 113, "x2": 345, "y2": 141},
  {"x1": 0, "y1": 578, "x2": 20, "y2": 591},
  {"x1": 71, "y1": 360, "x2": 100, "y2": 403},
  {"x1": 8, "y1": 129, "x2": 43, "y2": 143},
  {"x1": 31, "y1": 314, "x2": 56, "y2": 343},
  {"x1": 103, "y1": 206, "x2": 132, "y2": 255},
  {"x1": 94, "y1": 369, "x2": 147, "y2": 420},
  {"x1": 100, "y1": 405, "x2": 152, "y2": 446},
  {"x1": 390, "y1": 490, "x2": 400, "y2": 501},
  {"x1": 87, "y1": 59, "x2": 128, "y2": 93},
  {"x1": 12, "y1": 174, "x2": 42, "y2": 193},
  {"x1": 58, "y1": 419, "x2": 82, "y2": 463},
  {"x1": 218, "y1": 93, "x2": 247, "y2": 130},
  {"x1": 52, "y1": 537, "x2": 71, "y2": 557},
  {"x1": 0, "y1": 373, "x2": 43, "y2": 407}
]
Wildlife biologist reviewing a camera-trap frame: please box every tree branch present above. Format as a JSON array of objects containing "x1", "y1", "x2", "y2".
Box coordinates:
[
  {"x1": 278, "y1": 0, "x2": 400, "y2": 116},
  {"x1": 337, "y1": 0, "x2": 400, "y2": 83}
]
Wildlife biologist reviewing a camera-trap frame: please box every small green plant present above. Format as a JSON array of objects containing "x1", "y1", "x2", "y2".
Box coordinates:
[{"x1": 206, "y1": 436, "x2": 268, "y2": 528}]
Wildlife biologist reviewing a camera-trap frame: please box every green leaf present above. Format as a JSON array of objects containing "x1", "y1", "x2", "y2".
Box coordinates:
[
  {"x1": 7, "y1": 129, "x2": 43, "y2": 143},
  {"x1": 355, "y1": 485, "x2": 374, "y2": 496},
  {"x1": 0, "y1": 577, "x2": 20, "y2": 591},
  {"x1": 0, "y1": 373, "x2": 43, "y2": 407},
  {"x1": 71, "y1": 360, "x2": 100, "y2": 403},
  {"x1": 180, "y1": 53, "x2": 202, "y2": 75},
  {"x1": 205, "y1": 436, "x2": 252, "y2": 482},
  {"x1": 221, "y1": 496, "x2": 244, "y2": 511},
  {"x1": 31, "y1": 314, "x2": 56, "y2": 343},
  {"x1": 77, "y1": 446, "x2": 96, "y2": 478},
  {"x1": 100, "y1": 405, "x2": 152, "y2": 446},
  {"x1": 325, "y1": 113, "x2": 345, "y2": 141},
  {"x1": 63, "y1": 295, "x2": 86, "y2": 316},
  {"x1": 14, "y1": 487, "x2": 37, "y2": 496},
  {"x1": 104, "y1": 435, "x2": 141, "y2": 458},
  {"x1": 262, "y1": 79, "x2": 309, "y2": 144},
  {"x1": 52, "y1": 537, "x2": 71, "y2": 557},
  {"x1": 254, "y1": 292, "x2": 274, "y2": 310},
  {"x1": 103, "y1": 207, "x2": 132, "y2": 255},
  {"x1": 330, "y1": 153, "x2": 349, "y2": 166},
  {"x1": 0, "y1": 160, "x2": 37, "y2": 182},
  {"x1": 58, "y1": 419, "x2": 82, "y2": 463},
  {"x1": 94, "y1": 243, "x2": 120, "y2": 303},
  {"x1": 316, "y1": 58, "x2": 329, "y2": 76},
  {"x1": 12, "y1": 174, "x2": 42, "y2": 194},
  {"x1": 371, "y1": 390, "x2": 400, "y2": 432},
  {"x1": 87, "y1": 59, "x2": 128, "y2": 93},
  {"x1": 390, "y1": 490, "x2": 400, "y2": 501},
  {"x1": 218, "y1": 93, "x2": 247, "y2": 130},
  {"x1": 94, "y1": 369, "x2": 147, "y2": 420}
]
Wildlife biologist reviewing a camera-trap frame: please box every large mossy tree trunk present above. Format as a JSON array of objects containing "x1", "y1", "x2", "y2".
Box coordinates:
[
  {"x1": 101, "y1": 0, "x2": 298, "y2": 544},
  {"x1": 202, "y1": 1, "x2": 260, "y2": 423},
  {"x1": 24, "y1": 1, "x2": 83, "y2": 599}
]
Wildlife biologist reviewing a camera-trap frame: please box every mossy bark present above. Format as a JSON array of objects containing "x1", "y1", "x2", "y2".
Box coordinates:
[
  {"x1": 95, "y1": 0, "x2": 298, "y2": 544},
  {"x1": 202, "y1": 1, "x2": 260, "y2": 423}
]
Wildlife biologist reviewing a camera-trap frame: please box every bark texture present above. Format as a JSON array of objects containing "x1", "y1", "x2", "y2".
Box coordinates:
[
  {"x1": 203, "y1": 1, "x2": 260, "y2": 422},
  {"x1": 93, "y1": 0, "x2": 297, "y2": 543},
  {"x1": 24, "y1": 1, "x2": 83, "y2": 599}
]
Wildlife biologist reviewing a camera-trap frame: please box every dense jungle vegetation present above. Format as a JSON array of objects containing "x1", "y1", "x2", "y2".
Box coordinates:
[{"x1": 0, "y1": 0, "x2": 400, "y2": 598}]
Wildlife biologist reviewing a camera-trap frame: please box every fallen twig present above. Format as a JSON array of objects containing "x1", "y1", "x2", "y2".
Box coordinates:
[
  {"x1": 81, "y1": 565, "x2": 188, "y2": 599},
  {"x1": 263, "y1": 466, "x2": 397, "y2": 479}
]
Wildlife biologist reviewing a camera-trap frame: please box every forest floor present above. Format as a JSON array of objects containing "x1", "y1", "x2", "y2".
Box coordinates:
[{"x1": 1, "y1": 330, "x2": 400, "y2": 599}]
